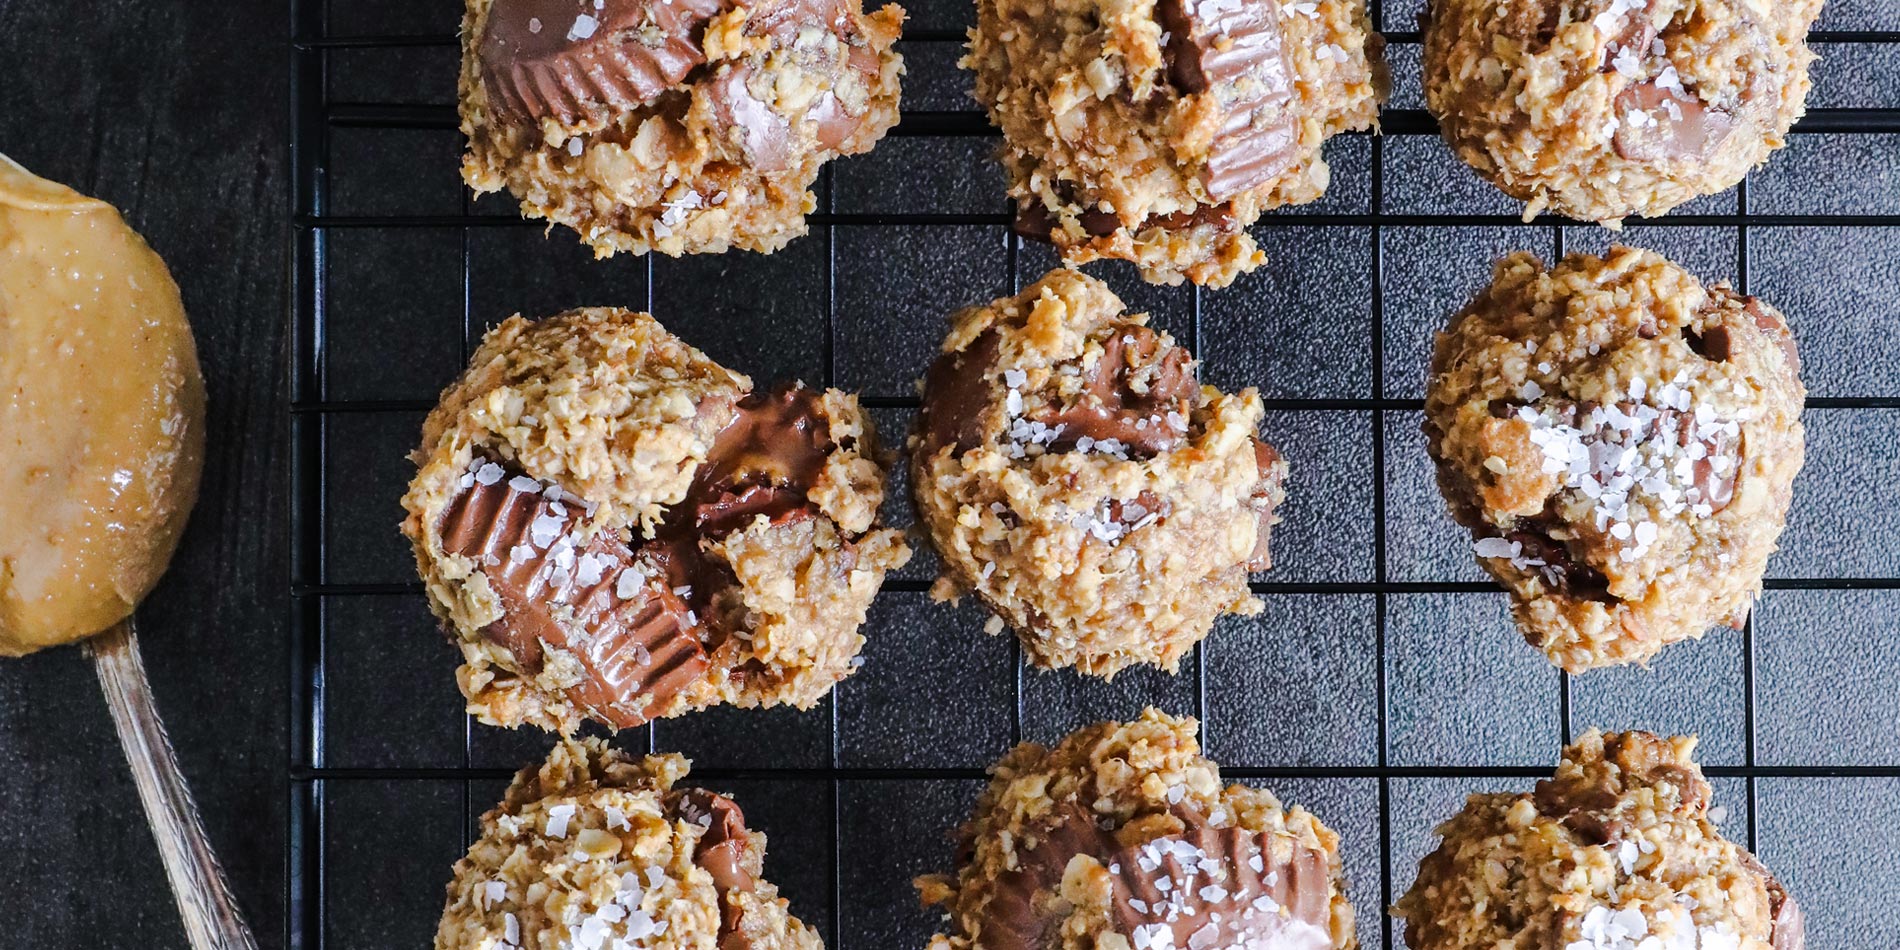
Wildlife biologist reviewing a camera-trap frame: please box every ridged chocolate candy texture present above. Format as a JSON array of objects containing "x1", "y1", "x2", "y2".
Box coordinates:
[
  {"x1": 1156, "y1": 0, "x2": 1299, "y2": 200},
  {"x1": 975, "y1": 804, "x2": 1335, "y2": 950},
  {"x1": 479, "y1": 0, "x2": 726, "y2": 124},
  {"x1": 479, "y1": 0, "x2": 886, "y2": 165},
  {"x1": 439, "y1": 467, "x2": 709, "y2": 729}
]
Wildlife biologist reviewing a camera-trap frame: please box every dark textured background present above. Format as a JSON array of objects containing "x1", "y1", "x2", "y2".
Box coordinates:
[
  {"x1": 0, "y1": 0, "x2": 291, "y2": 948},
  {"x1": 5, "y1": 0, "x2": 1900, "y2": 948}
]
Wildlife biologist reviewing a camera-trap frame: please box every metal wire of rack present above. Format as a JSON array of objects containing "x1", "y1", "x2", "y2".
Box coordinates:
[{"x1": 288, "y1": 2, "x2": 1900, "y2": 949}]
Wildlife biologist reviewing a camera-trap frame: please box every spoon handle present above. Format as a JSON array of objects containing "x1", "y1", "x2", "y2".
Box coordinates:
[{"x1": 87, "y1": 620, "x2": 259, "y2": 950}]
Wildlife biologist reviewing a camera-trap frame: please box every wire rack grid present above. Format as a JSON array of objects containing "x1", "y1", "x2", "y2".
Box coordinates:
[{"x1": 288, "y1": 1, "x2": 1900, "y2": 949}]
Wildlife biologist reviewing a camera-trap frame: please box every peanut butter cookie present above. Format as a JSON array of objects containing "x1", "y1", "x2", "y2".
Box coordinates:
[
  {"x1": 1396, "y1": 730, "x2": 1802, "y2": 950},
  {"x1": 437, "y1": 738, "x2": 821, "y2": 950},
  {"x1": 402, "y1": 308, "x2": 909, "y2": 733},
  {"x1": 1421, "y1": 0, "x2": 1823, "y2": 223},
  {"x1": 965, "y1": 0, "x2": 1386, "y2": 286},
  {"x1": 461, "y1": 0, "x2": 904, "y2": 256},
  {"x1": 918, "y1": 708, "x2": 1358, "y2": 950},
  {"x1": 1424, "y1": 247, "x2": 1804, "y2": 673},
  {"x1": 910, "y1": 269, "x2": 1287, "y2": 677}
]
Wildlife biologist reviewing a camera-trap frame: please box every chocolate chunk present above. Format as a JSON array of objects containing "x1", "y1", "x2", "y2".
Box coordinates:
[
  {"x1": 668, "y1": 788, "x2": 755, "y2": 892},
  {"x1": 919, "y1": 330, "x2": 1006, "y2": 456},
  {"x1": 1110, "y1": 826, "x2": 1333, "y2": 950},
  {"x1": 1141, "y1": 203, "x2": 1239, "y2": 234},
  {"x1": 1027, "y1": 325, "x2": 1198, "y2": 458},
  {"x1": 1106, "y1": 490, "x2": 1170, "y2": 529},
  {"x1": 439, "y1": 466, "x2": 710, "y2": 728},
  {"x1": 479, "y1": 0, "x2": 728, "y2": 124},
  {"x1": 1743, "y1": 296, "x2": 1801, "y2": 374},
  {"x1": 705, "y1": 0, "x2": 883, "y2": 169},
  {"x1": 666, "y1": 788, "x2": 756, "y2": 950},
  {"x1": 1597, "y1": 0, "x2": 1659, "y2": 72},
  {"x1": 977, "y1": 804, "x2": 1335, "y2": 950},
  {"x1": 1644, "y1": 763, "x2": 1712, "y2": 812},
  {"x1": 1685, "y1": 324, "x2": 1733, "y2": 362},
  {"x1": 921, "y1": 326, "x2": 1198, "y2": 461},
  {"x1": 685, "y1": 382, "x2": 834, "y2": 537},
  {"x1": 1503, "y1": 525, "x2": 1615, "y2": 602},
  {"x1": 1614, "y1": 80, "x2": 1738, "y2": 163},
  {"x1": 973, "y1": 805, "x2": 1122, "y2": 950},
  {"x1": 1766, "y1": 874, "x2": 1806, "y2": 950},
  {"x1": 1246, "y1": 438, "x2": 1284, "y2": 572},
  {"x1": 1156, "y1": 0, "x2": 1299, "y2": 199}
]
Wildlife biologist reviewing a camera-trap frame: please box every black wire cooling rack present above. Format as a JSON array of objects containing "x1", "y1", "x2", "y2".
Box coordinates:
[{"x1": 288, "y1": 1, "x2": 1900, "y2": 948}]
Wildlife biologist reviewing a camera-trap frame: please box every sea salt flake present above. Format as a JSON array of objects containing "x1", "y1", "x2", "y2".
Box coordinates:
[
  {"x1": 568, "y1": 13, "x2": 599, "y2": 40},
  {"x1": 481, "y1": 880, "x2": 506, "y2": 909},
  {"x1": 544, "y1": 804, "x2": 576, "y2": 839}
]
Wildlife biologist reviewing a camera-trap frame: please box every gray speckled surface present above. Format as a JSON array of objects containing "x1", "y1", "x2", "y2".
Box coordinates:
[{"x1": 2, "y1": 5, "x2": 1888, "y2": 949}]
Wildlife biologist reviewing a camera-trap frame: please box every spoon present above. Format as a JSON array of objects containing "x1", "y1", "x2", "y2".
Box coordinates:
[{"x1": 86, "y1": 621, "x2": 258, "y2": 950}]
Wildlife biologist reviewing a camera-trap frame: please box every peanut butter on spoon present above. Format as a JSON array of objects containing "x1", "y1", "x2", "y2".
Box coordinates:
[
  {"x1": 0, "y1": 154, "x2": 254, "y2": 950},
  {"x1": 0, "y1": 152, "x2": 204, "y2": 654}
]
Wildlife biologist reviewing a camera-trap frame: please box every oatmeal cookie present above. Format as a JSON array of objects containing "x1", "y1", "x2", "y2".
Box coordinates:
[
  {"x1": 909, "y1": 269, "x2": 1287, "y2": 677},
  {"x1": 437, "y1": 738, "x2": 821, "y2": 950},
  {"x1": 1396, "y1": 730, "x2": 1803, "y2": 950},
  {"x1": 1421, "y1": 0, "x2": 1822, "y2": 224},
  {"x1": 965, "y1": 0, "x2": 1386, "y2": 287},
  {"x1": 402, "y1": 308, "x2": 909, "y2": 733},
  {"x1": 1424, "y1": 247, "x2": 1803, "y2": 673},
  {"x1": 460, "y1": 0, "x2": 904, "y2": 257},
  {"x1": 917, "y1": 708, "x2": 1357, "y2": 950}
]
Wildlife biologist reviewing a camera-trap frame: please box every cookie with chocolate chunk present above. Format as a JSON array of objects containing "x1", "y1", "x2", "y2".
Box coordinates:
[
  {"x1": 459, "y1": 0, "x2": 904, "y2": 257},
  {"x1": 909, "y1": 269, "x2": 1287, "y2": 677},
  {"x1": 401, "y1": 308, "x2": 908, "y2": 733},
  {"x1": 1422, "y1": 0, "x2": 1822, "y2": 223},
  {"x1": 917, "y1": 708, "x2": 1357, "y2": 950},
  {"x1": 1424, "y1": 247, "x2": 1804, "y2": 673},
  {"x1": 1396, "y1": 730, "x2": 1803, "y2": 950},
  {"x1": 965, "y1": 0, "x2": 1385, "y2": 287},
  {"x1": 436, "y1": 738, "x2": 820, "y2": 950}
]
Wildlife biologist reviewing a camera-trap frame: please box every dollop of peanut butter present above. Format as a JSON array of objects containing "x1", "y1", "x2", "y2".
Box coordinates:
[{"x1": 0, "y1": 154, "x2": 204, "y2": 655}]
